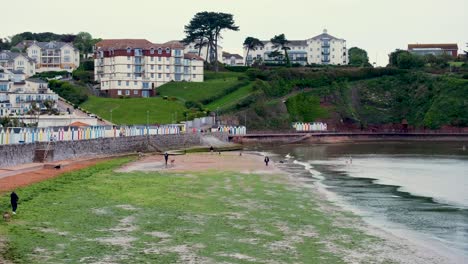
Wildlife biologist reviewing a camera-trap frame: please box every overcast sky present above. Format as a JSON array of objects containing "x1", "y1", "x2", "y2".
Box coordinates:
[{"x1": 3, "y1": 0, "x2": 467, "y2": 65}]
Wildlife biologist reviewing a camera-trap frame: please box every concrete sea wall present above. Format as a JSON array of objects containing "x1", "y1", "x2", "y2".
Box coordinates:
[{"x1": 0, "y1": 133, "x2": 229, "y2": 168}]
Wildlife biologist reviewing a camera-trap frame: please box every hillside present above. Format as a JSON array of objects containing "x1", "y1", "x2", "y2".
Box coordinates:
[{"x1": 79, "y1": 67, "x2": 468, "y2": 130}]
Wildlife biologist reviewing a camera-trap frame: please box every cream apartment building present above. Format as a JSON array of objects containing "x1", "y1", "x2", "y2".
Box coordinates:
[
  {"x1": 94, "y1": 39, "x2": 204, "y2": 98},
  {"x1": 0, "y1": 51, "x2": 36, "y2": 77},
  {"x1": 17, "y1": 41, "x2": 80, "y2": 72},
  {"x1": 244, "y1": 29, "x2": 348, "y2": 66}
]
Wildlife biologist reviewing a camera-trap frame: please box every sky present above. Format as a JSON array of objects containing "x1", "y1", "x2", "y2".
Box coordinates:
[{"x1": 3, "y1": 0, "x2": 467, "y2": 66}]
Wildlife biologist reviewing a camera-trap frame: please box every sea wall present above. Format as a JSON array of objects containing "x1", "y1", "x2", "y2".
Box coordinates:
[{"x1": 0, "y1": 133, "x2": 229, "y2": 168}]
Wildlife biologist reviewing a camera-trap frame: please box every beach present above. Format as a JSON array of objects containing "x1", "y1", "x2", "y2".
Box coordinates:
[{"x1": 0, "y1": 151, "x2": 459, "y2": 263}]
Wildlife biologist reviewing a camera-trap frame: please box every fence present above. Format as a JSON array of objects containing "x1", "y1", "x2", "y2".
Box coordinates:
[
  {"x1": 292, "y1": 122, "x2": 328, "y2": 132},
  {"x1": 0, "y1": 125, "x2": 181, "y2": 145}
]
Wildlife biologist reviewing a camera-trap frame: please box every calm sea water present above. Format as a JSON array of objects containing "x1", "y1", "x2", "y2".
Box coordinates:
[{"x1": 252, "y1": 141, "x2": 468, "y2": 261}]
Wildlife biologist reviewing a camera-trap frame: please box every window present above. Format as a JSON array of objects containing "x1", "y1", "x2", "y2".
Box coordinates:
[
  {"x1": 175, "y1": 49, "x2": 182, "y2": 56},
  {"x1": 134, "y1": 81, "x2": 137, "y2": 85},
  {"x1": 158, "y1": 65, "x2": 162, "y2": 70},
  {"x1": 151, "y1": 73, "x2": 154, "y2": 78},
  {"x1": 117, "y1": 90, "x2": 122, "y2": 95},
  {"x1": 158, "y1": 73, "x2": 162, "y2": 78},
  {"x1": 166, "y1": 58, "x2": 170, "y2": 64},
  {"x1": 166, "y1": 65, "x2": 170, "y2": 70},
  {"x1": 127, "y1": 73, "x2": 131, "y2": 77},
  {"x1": 125, "y1": 90, "x2": 130, "y2": 96},
  {"x1": 64, "y1": 56, "x2": 70, "y2": 62},
  {"x1": 151, "y1": 57, "x2": 154, "y2": 61},
  {"x1": 158, "y1": 48, "x2": 162, "y2": 55},
  {"x1": 193, "y1": 74, "x2": 196, "y2": 78},
  {"x1": 158, "y1": 57, "x2": 162, "y2": 62},
  {"x1": 192, "y1": 66, "x2": 196, "y2": 70},
  {"x1": 166, "y1": 73, "x2": 170, "y2": 78},
  {"x1": 143, "y1": 82, "x2": 149, "y2": 89},
  {"x1": 127, "y1": 47, "x2": 131, "y2": 54},
  {"x1": 150, "y1": 48, "x2": 155, "y2": 54},
  {"x1": 118, "y1": 81, "x2": 121, "y2": 86},
  {"x1": 127, "y1": 64, "x2": 130, "y2": 69},
  {"x1": 134, "y1": 90, "x2": 138, "y2": 95},
  {"x1": 127, "y1": 56, "x2": 130, "y2": 61},
  {"x1": 126, "y1": 81, "x2": 129, "y2": 86},
  {"x1": 166, "y1": 48, "x2": 170, "y2": 54},
  {"x1": 151, "y1": 65, "x2": 154, "y2": 70},
  {"x1": 64, "y1": 49, "x2": 70, "y2": 54}
]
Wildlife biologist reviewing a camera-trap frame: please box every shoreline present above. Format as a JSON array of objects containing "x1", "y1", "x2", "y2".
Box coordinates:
[{"x1": 119, "y1": 151, "x2": 460, "y2": 263}]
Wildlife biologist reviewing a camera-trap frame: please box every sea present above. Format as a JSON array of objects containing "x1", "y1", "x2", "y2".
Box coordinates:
[{"x1": 252, "y1": 141, "x2": 468, "y2": 262}]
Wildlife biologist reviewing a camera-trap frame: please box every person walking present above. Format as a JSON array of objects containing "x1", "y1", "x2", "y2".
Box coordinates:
[
  {"x1": 264, "y1": 156, "x2": 270, "y2": 166},
  {"x1": 164, "y1": 152, "x2": 169, "y2": 167},
  {"x1": 10, "y1": 191, "x2": 19, "y2": 215}
]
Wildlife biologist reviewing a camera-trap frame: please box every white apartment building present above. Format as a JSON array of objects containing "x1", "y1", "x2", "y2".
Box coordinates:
[
  {"x1": 17, "y1": 41, "x2": 80, "y2": 72},
  {"x1": 184, "y1": 41, "x2": 223, "y2": 63},
  {"x1": 0, "y1": 51, "x2": 36, "y2": 77},
  {"x1": 244, "y1": 29, "x2": 348, "y2": 66},
  {"x1": 94, "y1": 39, "x2": 204, "y2": 98},
  {"x1": 0, "y1": 67, "x2": 58, "y2": 117},
  {"x1": 222, "y1": 52, "x2": 244, "y2": 66}
]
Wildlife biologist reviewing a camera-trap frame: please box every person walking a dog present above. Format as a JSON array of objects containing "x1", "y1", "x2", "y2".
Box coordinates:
[
  {"x1": 10, "y1": 191, "x2": 19, "y2": 215},
  {"x1": 264, "y1": 156, "x2": 270, "y2": 166}
]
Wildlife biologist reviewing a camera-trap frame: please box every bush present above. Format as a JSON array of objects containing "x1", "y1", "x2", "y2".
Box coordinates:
[
  {"x1": 32, "y1": 71, "x2": 69, "y2": 79},
  {"x1": 225, "y1": 66, "x2": 250, "y2": 72},
  {"x1": 185, "y1": 101, "x2": 203, "y2": 110},
  {"x1": 245, "y1": 68, "x2": 270, "y2": 81},
  {"x1": 72, "y1": 69, "x2": 94, "y2": 83},
  {"x1": 48, "y1": 80, "x2": 88, "y2": 105},
  {"x1": 81, "y1": 60, "x2": 94, "y2": 71}
]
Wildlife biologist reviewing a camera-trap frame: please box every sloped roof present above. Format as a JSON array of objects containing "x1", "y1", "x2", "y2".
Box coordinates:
[
  {"x1": 0, "y1": 50, "x2": 35, "y2": 63},
  {"x1": 70, "y1": 121, "x2": 90, "y2": 127},
  {"x1": 408, "y1": 44, "x2": 458, "y2": 50},
  {"x1": 184, "y1": 53, "x2": 204, "y2": 61},
  {"x1": 222, "y1": 52, "x2": 243, "y2": 60},
  {"x1": 96, "y1": 39, "x2": 185, "y2": 50}
]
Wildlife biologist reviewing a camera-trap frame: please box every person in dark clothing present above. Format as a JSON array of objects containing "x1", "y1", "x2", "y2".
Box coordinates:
[
  {"x1": 210, "y1": 146, "x2": 214, "y2": 154},
  {"x1": 164, "y1": 152, "x2": 169, "y2": 167},
  {"x1": 264, "y1": 156, "x2": 270, "y2": 166},
  {"x1": 10, "y1": 191, "x2": 19, "y2": 215}
]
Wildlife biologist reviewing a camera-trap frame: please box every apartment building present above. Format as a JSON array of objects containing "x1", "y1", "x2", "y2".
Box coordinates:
[
  {"x1": 94, "y1": 39, "x2": 204, "y2": 98},
  {"x1": 408, "y1": 44, "x2": 458, "y2": 57},
  {"x1": 16, "y1": 40, "x2": 80, "y2": 72},
  {"x1": 244, "y1": 29, "x2": 348, "y2": 66},
  {"x1": 222, "y1": 52, "x2": 244, "y2": 66},
  {"x1": 183, "y1": 41, "x2": 223, "y2": 63},
  {"x1": 0, "y1": 67, "x2": 58, "y2": 117},
  {"x1": 0, "y1": 51, "x2": 36, "y2": 77}
]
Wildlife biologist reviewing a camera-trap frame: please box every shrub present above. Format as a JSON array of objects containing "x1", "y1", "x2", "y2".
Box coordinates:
[{"x1": 225, "y1": 66, "x2": 250, "y2": 72}]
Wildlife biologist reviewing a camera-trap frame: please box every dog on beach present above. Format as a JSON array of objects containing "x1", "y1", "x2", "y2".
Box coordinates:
[
  {"x1": 3, "y1": 212, "x2": 11, "y2": 222},
  {"x1": 170, "y1": 159, "x2": 175, "y2": 166}
]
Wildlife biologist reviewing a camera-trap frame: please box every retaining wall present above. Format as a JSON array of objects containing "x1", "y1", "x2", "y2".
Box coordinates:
[{"x1": 1, "y1": 133, "x2": 229, "y2": 168}]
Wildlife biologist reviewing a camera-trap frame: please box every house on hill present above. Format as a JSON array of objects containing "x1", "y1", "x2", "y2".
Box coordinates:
[
  {"x1": 243, "y1": 29, "x2": 348, "y2": 66},
  {"x1": 94, "y1": 39, "x2": 204, "y2": 98},
  {"x1": 0, "y1": 50, "x2": 36, "y2": 77},
  {"x1": 408, "y1": 43, "x2": 458, "y2": 57},
  {"x1": 222, "y1": 52, "x2": 244, "y2": 66}
]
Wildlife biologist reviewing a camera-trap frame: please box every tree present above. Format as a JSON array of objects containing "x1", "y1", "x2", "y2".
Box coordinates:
[
  {"x1": 243, "y1": 37, "x2": 264, "y2": 66},
  {"x1": 0, "y1": 38, "x2": 10, "y2": 51},
  {"x1": 348, "y1": 47, "x2": 372, "y2": 67},
  {"x1": 73, "y1": 32, "x2": 94, "y2": 56},
  {"x1": 184, "y1": 12, "x2": 239, "y2": 72},
  {"x1": 388, "y1": 50, "x2": 424, "y2": 69},
  {"x1": 271, "y1": 34, "x2": 290, "y2": 66}
]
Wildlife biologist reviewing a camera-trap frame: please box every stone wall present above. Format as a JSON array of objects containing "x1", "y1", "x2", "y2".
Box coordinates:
[{"x1": 1, "y1": 133, "x2": 228, "y2": 168}]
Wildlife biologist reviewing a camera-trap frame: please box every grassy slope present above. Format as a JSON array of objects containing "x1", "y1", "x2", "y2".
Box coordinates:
[
  {"x1": 81, "y1": 96, "x2": 186, "y2": 124},
  {"x1": 206, "y1": 83, "x2": 254, "y2": 110},
  {"x1": 158, "y1": 78, "x2": 240, "y2": 103},
  {"x1": 0, "y1": 158, "x2": 377, "y2": 264}
]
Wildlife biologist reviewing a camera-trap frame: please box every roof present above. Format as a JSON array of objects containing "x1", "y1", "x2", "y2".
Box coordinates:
[
  {"x1": 95, "y1": 39, "x2": 185, "y2": 50},
  {"x1": 262, "y1": 40, "x2": 307, "y2": 46},
  {"x1": 30, "y1": 41, "x2": 76, "y2": 50},
  {"x1": 10, "y1": 70, "x2": 24, "y2": 74},
  {"x1": 0, "y1": 50, "x2": 34, "y2": 63},
  {"x1": 69, "y1": 121, "x2": 91, "y2": 127},
  {"x1": 222, "y1": 52, "x2": 243, "y2": 60},
  {"x1": 26, "y1": 78, "x2": 47, "y2": 84},
  {"x1": 408, "y1": 44, "x2": 458, "y2": 50},
  {"x1": 183, "y1": 53, "x2": 204, "y2": 61}
]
